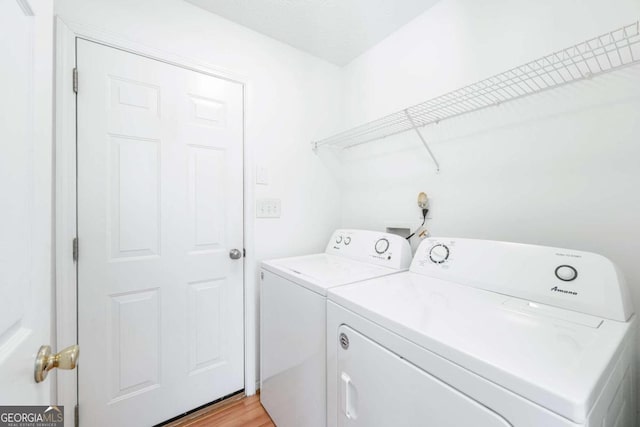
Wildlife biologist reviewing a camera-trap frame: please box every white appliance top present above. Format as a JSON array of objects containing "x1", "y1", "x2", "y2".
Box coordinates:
[
  {"x1": 261, "y1": 229, "x2": 412, "y2": 295},
  {"x1": 328, "y1": 238, "x2": 636, "y2": 423},
  {"x1": 410, "y1": 238, "x2": 632, "y2": 322}
]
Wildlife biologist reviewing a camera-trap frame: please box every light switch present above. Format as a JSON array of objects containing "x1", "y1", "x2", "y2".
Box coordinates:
[
  {"x1": 256, "y1": 165, "x2": 269, "y2": 185},
  {"x1": 256, "y1": 199, "x2": 281, "y2": 218}
]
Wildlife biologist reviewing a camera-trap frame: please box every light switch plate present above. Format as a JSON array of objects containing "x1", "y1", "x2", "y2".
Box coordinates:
[
  {"x1": 256, "y1": 198, "x2": 281, "y2": 218},
  {"x1": 256, "y1": 165, "x2": 269, "y2": 185}
]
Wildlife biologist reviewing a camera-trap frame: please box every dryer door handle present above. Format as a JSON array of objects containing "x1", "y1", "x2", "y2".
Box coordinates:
[{"x1": 341, "y1": 372, "x2": 358, "y2": 420}]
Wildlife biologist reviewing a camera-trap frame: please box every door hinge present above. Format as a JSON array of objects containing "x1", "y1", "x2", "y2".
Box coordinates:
[
  {"x1": 72, "y1": 237, "x2": 78, "y2": 262},
  {"x1": 243, "y1": 248, "x2": 246, "y2": 258},
  {"x1": 261, "y1": 271, "x2": 264, "y2": 280},
  {"x1": 72, "y1": 68, "x2": 78, "y2": 93},
  {"x1": 74, "y1": 404, "x2": 79, "y2": 427}
]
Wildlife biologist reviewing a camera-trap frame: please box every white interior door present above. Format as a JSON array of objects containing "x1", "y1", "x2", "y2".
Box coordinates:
[
  {"x1": 0, "y1": 0, "x2": 54, "y2": 406},
  {"x1": 76, "y1": 39, "x2": 244, "y2": 426}
]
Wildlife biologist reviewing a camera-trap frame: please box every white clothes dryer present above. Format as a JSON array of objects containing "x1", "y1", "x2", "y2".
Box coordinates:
[
  {"x1": 260, "y1": 229, "x2": 412, "y2": 427},
  {"x1": 327, "y1": 238, "x2": 636, "y2": 427}
]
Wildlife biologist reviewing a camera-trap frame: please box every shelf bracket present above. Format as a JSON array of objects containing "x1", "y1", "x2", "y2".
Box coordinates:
[{"x1": 404, "y1": 109, "x2": 440, "y2": 172}]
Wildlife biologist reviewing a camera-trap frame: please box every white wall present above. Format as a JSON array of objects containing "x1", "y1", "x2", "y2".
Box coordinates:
[
  {"x1": 55, "y1": 0, "x2": 640, "y2": 402},
  {"x1": 338, "y1": 0, "x2": 640, "y2": 284},
  {"x1": 335, "y1": 0, "x2": 640, "y2": 393},
  {"x1": 54, "y1": 0, "x2": 344, "y2": 385}
]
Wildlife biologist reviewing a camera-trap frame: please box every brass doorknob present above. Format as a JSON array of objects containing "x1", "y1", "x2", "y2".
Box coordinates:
[{"x1": 34, "y1": 344, "x2": 79, "y2": 383}]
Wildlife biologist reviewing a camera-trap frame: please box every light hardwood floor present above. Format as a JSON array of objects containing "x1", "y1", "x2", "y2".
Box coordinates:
[{"x1": 166, "y1": 393, "x2": 275, "y2": 427}]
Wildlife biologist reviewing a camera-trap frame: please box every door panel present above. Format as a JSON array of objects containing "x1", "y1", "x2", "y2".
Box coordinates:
[
  {"x1": 108, "y1": 289, "x2": 160, "y2": 401},
  {"x1": 337, "y1": 325, "x2": 511, "y2": 427},
  {"x1": 0, "y1": 0, "x2": 53, "y2": 406},
  {"x1": 77, "y1": 39, "x2": 244, "y2": 426}
]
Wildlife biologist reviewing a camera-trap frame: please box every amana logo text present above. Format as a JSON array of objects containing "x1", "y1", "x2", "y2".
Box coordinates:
[{"x1": 550, "y1": 286, "x2": 578, "y2": 296}]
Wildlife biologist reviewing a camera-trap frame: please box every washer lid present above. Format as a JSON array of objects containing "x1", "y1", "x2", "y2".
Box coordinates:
[
  {"x1": 262, "y1": 253, "x2": 405, "y2": 295},
  {"x1": 328, "y1": 272, "x2": 635, "y2": 423}
]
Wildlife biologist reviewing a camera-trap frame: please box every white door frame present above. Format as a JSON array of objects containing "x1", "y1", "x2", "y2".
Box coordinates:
[{"x1": 54, "y1": 17, "x2": 257, "y2": 421}]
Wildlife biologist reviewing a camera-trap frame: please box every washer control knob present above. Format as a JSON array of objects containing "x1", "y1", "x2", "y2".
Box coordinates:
[
  {"x1": 344, "y1": 237, "x2": 351, "y2": 245},
  {"x1": 374, "y1": 238, "x2": 390, "y2": 254},
  {"x1": 555, "y1": 265, "x2": 577, "y2": 282},
  {"x1": 336, "y1": 235, "x2": 343, "y2": 244},
  {"x1": 429, "y1": 244, "x2": 450, "y2": 264}
]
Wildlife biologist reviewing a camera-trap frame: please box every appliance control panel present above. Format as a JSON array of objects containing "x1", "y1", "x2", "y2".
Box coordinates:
[
  {"x1": 326, "y1": 229, "x2": 412, "y2": 270},
  {"x1": 411, "y1": 238, "x2": 633, "y2": 322}
]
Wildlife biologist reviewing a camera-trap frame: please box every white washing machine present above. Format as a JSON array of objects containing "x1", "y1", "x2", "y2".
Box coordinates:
[
  {"x1": 327, "y1": 238, "x2": 636, "y2": 427},
  {"x1": 260, "y1": 229, "x2": 412, "y2": 427}
]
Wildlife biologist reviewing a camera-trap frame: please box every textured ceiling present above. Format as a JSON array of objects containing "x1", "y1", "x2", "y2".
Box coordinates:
[{"x1": 185, "y1": 0, "x2": 440, "y2": 65}]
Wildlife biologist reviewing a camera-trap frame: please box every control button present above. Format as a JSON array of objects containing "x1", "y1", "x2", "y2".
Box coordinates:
[
  {"x1": 336, "y1": 235, "x2": 343, "y2": 244},
  {"x1": 344, "y1": 237, "x2": 351, "y2": 245},
  {"x1": 375, "y1": 238, "x2": 390, "y2": 254},
  {"x1": 429, "y1": 244, "x2": 450, "y2": 264},
  {"x1": 555, "y1": 265, "x2": 578, "y2": 282}
]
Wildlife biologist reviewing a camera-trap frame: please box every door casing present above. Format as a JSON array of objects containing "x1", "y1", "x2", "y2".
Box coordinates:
[{"x1": 54, "y1": 17, "x2": 257, "y2": 423}]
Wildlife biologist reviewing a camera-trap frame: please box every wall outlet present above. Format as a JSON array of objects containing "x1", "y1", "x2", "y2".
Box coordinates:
[{"x1": 256, "y1": 198, "x2": 281, "y2": 218}]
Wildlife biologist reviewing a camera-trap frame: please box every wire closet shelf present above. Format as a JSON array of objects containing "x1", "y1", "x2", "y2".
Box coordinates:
[{"x1": 311, "y1": 21, "x2": 640, "y2": 170}]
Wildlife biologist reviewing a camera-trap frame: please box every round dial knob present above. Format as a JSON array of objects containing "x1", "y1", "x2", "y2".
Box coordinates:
[
  {"x1": 429, "y1": 244, "x2": 450, "y2": 264},
  {"x1": 335, "y1": 235, "x2": 343, "y2": 244},
  {"x1": 555, "y1": 265, "x2": 577, "y2": 282},
  {"x1": 374, "y1": 238, "x2": 390, "y2": 254},
  {"x1": 344, "y1": 237, "x2": 351, "y2": 245}
]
